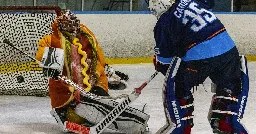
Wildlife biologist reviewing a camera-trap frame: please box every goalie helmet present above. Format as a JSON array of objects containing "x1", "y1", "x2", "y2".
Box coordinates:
[
  {"x1": 57, "y1": 10, "x2": 80, "y2": 36},
  {"x1": 148, "y1": 0, "x2": 175, "y2": 18}
]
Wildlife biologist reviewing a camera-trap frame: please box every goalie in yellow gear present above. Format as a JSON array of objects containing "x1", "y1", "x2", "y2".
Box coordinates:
[{"x1": 35, "y1": 10, "x2": 149, "y2": 134}]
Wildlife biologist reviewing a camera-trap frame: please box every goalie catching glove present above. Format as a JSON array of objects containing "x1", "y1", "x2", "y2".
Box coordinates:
[
  {"x1": 105, "y1": 64, "x2": 129, "y2": 90},
  {"x1": 40, "y1": 47, "x2": 64, "y2": 79}
]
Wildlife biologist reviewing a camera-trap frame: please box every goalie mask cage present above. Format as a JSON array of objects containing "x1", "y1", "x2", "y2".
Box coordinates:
[{"x1": 0, "y1": 6, "x2": 61, "y2": 96}]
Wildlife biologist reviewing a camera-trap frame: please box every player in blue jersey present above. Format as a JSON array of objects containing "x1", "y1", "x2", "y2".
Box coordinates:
[{"x1": 149, "y1": 0, "x2": 249, "y2": 133}]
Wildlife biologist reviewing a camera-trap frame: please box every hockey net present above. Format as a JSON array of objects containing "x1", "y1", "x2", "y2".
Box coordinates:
[{"x1": 0, "y1": 6, "x2": 61, "y2": 96}]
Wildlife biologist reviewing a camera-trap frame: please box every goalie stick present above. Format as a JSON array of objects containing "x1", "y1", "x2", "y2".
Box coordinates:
[
  {"x1": 155, "y1": 56, "x2": 182, "y2": 134},
  {"x1": 65, "y1": 70, "x2": 158, "y2": 134},
  {"x1": 3, "y1": 39, "x2": 158, "y2": 134}
]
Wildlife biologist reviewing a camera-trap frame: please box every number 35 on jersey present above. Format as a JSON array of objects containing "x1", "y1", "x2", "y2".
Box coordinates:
[{"x1": 175, "y1": 1, "x2": 217, "y2": 32}]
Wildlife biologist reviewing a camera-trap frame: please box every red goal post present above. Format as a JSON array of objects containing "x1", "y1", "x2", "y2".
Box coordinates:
[
  {"x1": 0, "y1": 6, "x2": 61, "y2": 16},
  {"x1": 0, "y1": 6, "x2": 61, "y2": 96}
]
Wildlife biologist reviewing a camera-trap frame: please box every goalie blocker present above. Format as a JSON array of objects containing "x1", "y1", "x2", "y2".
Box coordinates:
[{"x1": 41, "y1": 47, "x2": 64, "y2": 79}]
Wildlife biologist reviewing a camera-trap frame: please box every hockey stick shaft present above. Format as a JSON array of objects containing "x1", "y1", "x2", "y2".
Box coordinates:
[
  {"x1": 90, "y1": 71, "x2": 158, "y2": 134},
  {"x1": 3, "y1": 39, "x2": 43, "y2": 65},
  {"x1": 135, "y1": 71, "x2": 158, "y2": 94}
]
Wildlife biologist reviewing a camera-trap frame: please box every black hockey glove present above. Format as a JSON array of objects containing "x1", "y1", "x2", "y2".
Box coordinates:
[
  {"x1": 42, "y1": 68, "x2": 60, "y2": 80},
  {"x1": 155, "y1": 63, "x2": 169, "y2": 75},
  {"x1": 153, "y1": 55, "x2": 169, "y2": 75},
  {"x1": 114, "y1": 70, "x2": 129, "y2": 81},
  {"x1": 108, "y1": 81, "x2": 127, "y2": 90}
]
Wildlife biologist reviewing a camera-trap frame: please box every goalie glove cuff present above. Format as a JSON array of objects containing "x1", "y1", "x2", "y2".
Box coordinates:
[{"x1": 43, "y1": 68, "x2": 60, "y2": 80}]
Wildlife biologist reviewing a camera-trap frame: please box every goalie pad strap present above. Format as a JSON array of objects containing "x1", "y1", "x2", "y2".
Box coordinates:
[
  {"x1": 215, "y1": 96, "x2": 238, "y2": 102},
  {"x1": 211, "y1": 110, "x2": 237, "y2": 115}
]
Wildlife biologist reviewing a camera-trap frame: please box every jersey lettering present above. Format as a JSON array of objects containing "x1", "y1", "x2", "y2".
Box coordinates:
[
  {"x1": 174, "y1": 0, "x2": 191, "y2": 18},
  {"x1": 182, "y1": 2, "x2": 216, "y2": 32}
]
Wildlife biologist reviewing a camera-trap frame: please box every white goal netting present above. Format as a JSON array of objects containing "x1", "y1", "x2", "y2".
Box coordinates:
[{"x1": 0, "y1": 6, "x2": 61, "y2": 96}]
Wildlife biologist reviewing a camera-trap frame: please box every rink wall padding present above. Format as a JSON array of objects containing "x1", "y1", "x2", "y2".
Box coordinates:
[
  {"x1": 0, "y1": 12, "x2": 256, "y2": 96},
  {"x1": 75, "y1": 12, "x2": 256, "y2": 59}
]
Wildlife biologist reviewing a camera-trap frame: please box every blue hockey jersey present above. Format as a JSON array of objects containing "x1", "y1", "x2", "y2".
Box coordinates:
[{"x1": 154, "y1": 0, "x2": 235, "y2": 63}]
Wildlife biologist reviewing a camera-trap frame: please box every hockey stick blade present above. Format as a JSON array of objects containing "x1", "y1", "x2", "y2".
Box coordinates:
[
  {"x1": 65, "y1": 121, "x2": 126, "y2": 134},
  {"x1": 65, "y1": 71, "x2": 158, "y2": 134},
  {"x1": 65, "y1": 121, "x2": 90, "y2": 134}
]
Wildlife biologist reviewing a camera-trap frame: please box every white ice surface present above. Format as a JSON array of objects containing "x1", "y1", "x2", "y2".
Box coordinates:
[{"x1": 0, "y1": 63, "x2": 255, "y2": 134}]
